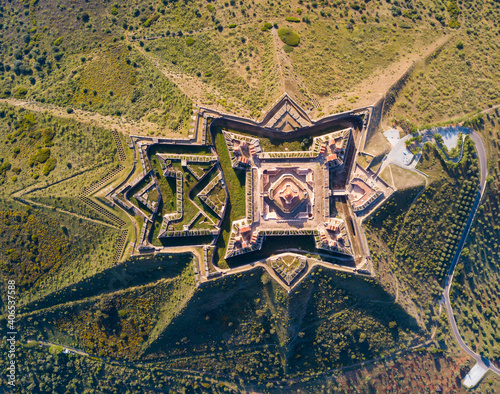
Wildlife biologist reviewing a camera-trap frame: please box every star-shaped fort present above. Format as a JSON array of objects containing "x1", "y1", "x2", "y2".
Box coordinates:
[{"x1": 107, "y1": 95, "x2": 393, "y2": 290}]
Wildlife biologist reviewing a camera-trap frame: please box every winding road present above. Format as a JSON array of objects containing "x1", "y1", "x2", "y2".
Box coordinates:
[{"x1": 442, "y1": 131, "x2": 500, "y2": 377}]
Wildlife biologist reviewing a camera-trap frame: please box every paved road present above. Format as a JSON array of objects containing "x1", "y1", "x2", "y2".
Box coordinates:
[
  {"x1": 470, "y1": 132, "x2": 488, "y2": 191},
  {"x1": 442, "y1": 131, "x2": 500, "y2": 376}
]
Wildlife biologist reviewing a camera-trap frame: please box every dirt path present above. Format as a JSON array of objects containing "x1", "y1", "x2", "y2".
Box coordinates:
[
  {"x1": 321, "y1": 33, "x2": 454, "y2": 117},
  {"x1": 0, "y1": 98, "x2": 171, "y2": 137},
  {"x1": 480, "y1": 103, "x2": 500, "y2": 115},
  {"x1": 270, "y1": 29, "x2": 318, "y2": 110},
  {"x1": 270, "y1": 29, "x2": 286, "y2": 93}
]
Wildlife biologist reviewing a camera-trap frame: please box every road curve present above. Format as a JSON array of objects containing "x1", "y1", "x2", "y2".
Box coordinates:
[{"x1": 442, "y1": 131, "x2": 500, "y2": 376}]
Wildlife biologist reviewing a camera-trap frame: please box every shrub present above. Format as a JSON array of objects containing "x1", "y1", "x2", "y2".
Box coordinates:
[
  {"x1": 66, "y1": 107, "x2": 73, "y2": 114},
  {"x1": 283, "y1": 44, "x2": 294, "y2": 53},
  {"x1": 228, "y1": 23, "x2": 236, "y2": 28},
  {"x1": 277, "y1": 27, "x2": 300, "y2": 46},
  {"x1": 14, "y1": 87, "x2": 28, "y2": 98},
  {"x1": 449, "y1": 18, "x2": 461, "y2": 28},
  {"x1": 12, "y1": 147, "x2": 20, "y2": 154},
  {"x1": 297, "y1": 8, "x2": 302, "y2": 14},
  {"x1": 0, "y1": 161, "x2": 11, "y2": 177},
  {"x1": 261, "y1": 22, "x2": 273, "y2": 31},
  {"x1": 29, "y1": 148, "x2": 51, "y2": 166},
  {"x1": 285, "y1": 17, "x2": 300, "y2": 22},
  {"x1": 456, "y1": 40, "x2": 464, "y2": 50},
  {"x1": 53, "y1": 37, "x2": 64, "y2": 46},
  {"x1": 110, "y1": 7, "x2": 118, "y2": 15},
  {"x1": 207, "y1": 4, "x2": 215, "y2": 12},
  {"x1": 42, "y1": 129, "x2": 55, "y2": 145},
  {"x1": 11, "y1": 175, "x2": 17, "y2": 182},
  {"x1": 185, "y1": 37, "x2": 195, "y2": 46},
  {"x1": 42, "y1": 157, "x2": 57, "y2": 176}
]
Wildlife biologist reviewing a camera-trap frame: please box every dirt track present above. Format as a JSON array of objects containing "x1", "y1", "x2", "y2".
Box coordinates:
[{"x1": 0, "y1": 98, "x2": 178, "y2": 137}]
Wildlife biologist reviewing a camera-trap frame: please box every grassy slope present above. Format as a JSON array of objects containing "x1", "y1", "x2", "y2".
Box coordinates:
[
  {"x1": 290, "y1": 22, "x2": 437, "y2": 96},
  {"x1": 149, "y1": 25, "x2": 281, "y2": 118},
  {"x1": 0, "y1": 105, "x2": 131, "y2": 305},
  {"x1": 9, "y1": 341, "x2": 500, "y2": 393},
  {"x1": 0, "y1": 104, "x2": 116, "y2": 193},
  {"x1": 388, "y1": 3, "x2": 500, "y2": 126},
  {"x1": 0, "y1": 0, "x2": 192, "y2": 132},
  {"x1": 0, "y1": 204, "x2": 121, "y2": 306}
]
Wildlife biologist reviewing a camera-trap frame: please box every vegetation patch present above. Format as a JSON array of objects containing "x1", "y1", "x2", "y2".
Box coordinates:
[
  {"x1": 261, "y1": 22, "x2": 273, "y2": 31},
  {"x1": 42, "y1": 157, "x2": 57, "y2": 176},
  {"x1": 28, "y1": 148, "x2": 51, "y2": 166},
  {"x1": 278, "y1": 27, "x2": 300, "y2": 46}
]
